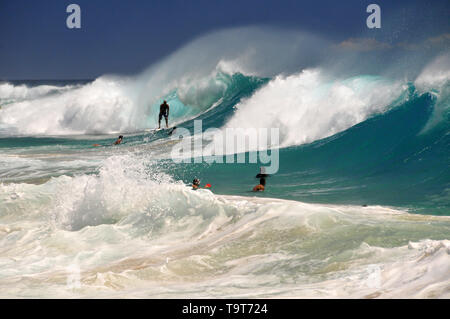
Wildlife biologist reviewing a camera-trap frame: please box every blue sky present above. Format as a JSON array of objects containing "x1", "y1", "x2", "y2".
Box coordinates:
[{"x1": 0, "y1": 0, "x2": 448, "y2": 79}]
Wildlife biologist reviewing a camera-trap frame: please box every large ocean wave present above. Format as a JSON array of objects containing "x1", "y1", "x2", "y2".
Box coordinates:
[{"x1": 0, "y1": 28, "x2": 449, "y2": 298}]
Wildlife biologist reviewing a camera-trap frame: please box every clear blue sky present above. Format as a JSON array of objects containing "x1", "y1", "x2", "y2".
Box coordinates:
[{"x1": 0, "y1": 0, "x2": 448, "y2": 79}]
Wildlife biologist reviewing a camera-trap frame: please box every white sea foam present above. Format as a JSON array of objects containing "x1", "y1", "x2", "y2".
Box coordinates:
[
  {"x1": 0, "y1": 27, "x2": 448, "y2": 299},
  {"x1": 0, "y1": 71, "x2": 235, "y2": 136},
  {"x1": 415, "y1": 53, "x2": 450, "y2": 91},
  {"x1": 0, "y1": 153, "x2": 448, "y2": 298},
  {"x1": 0, "y1": 27, "x2": 330, "y2": 136},
  {"x1": 415, "y1": 53, "x2": 450, "y2": 132},
  {"x1": 213, "y1": 69, "x2": 405, "y2": 150},
  {"x1": 0, "y1": 77, "x2": 136, "y2": 135},
  {"x1": 0, "y1": 82, "x2": 75, "y2": 102}
]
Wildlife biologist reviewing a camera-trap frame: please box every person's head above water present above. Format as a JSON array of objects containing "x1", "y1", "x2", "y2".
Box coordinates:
[
  {"x1": 256, "y1": 167, "x2": 269, "y2": 178},
  {"x1": 253, "y1": 167, "x2": 268, "y2": 191},
  {"x1": 192, "y1": 178, "x2": 201, "y2": 190},
  {"x1": 113, "y1": 135, "x2": 123, "y2": 145}
]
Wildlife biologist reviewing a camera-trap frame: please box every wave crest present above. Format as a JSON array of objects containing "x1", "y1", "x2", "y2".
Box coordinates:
[{"x1": 219, "y1": 69, "x2": 407, "y2": 149}]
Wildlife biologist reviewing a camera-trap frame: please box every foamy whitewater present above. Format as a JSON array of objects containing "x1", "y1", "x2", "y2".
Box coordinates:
[{"x1": 0, "y1": 29, "x2": 449, "y2": 298}]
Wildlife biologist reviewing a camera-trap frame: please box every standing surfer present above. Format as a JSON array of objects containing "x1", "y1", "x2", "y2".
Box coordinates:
[{"x1": 159, "y1": 100, "x2": 170, "y2": 129}]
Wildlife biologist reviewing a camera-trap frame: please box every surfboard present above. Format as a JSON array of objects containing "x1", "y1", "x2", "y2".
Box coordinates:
[
  {"x1": 145, "y1": 127, "x2": 169, "y2": 132},
  {"x1": 145, "y1": 126, "x2": 177, "y2": 135}
]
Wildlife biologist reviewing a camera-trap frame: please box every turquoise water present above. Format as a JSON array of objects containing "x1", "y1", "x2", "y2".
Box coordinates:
[
  {"x1": 0, "y1": 60, "x2": 449, "y2": 297},
  {"x1": 0, "y1": 74, "x2": 450, "y2": 215},
  {"x1": 3, "y1": 73, "x2": 446, "y2": 214},
  {"x1": 174, "y1": 89, "x2": 449, "y2": 215}
]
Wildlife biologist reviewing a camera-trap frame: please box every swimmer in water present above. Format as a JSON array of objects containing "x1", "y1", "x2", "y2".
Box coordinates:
[
  {"x1": 113, "y1": 135, "x2": 123, "y2": 145},
  {"x1": 192, "y1": 178, "x2": 211, "y2": 190},
  {"x1": 253, "y1": 167, "x2": 269, "y2": 192},
  {"x1": 192, "y1": 178, "x2": 201, "y2": 190}
]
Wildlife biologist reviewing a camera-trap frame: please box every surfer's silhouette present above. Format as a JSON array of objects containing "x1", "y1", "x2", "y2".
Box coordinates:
[{"x1": 159, "y1": 100, "x2": 170, "y2": 129}]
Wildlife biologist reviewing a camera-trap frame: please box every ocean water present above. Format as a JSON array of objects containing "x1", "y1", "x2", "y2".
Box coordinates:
[{"x1": 0, "y1": 34, "x2": 449, "y2": 298}]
